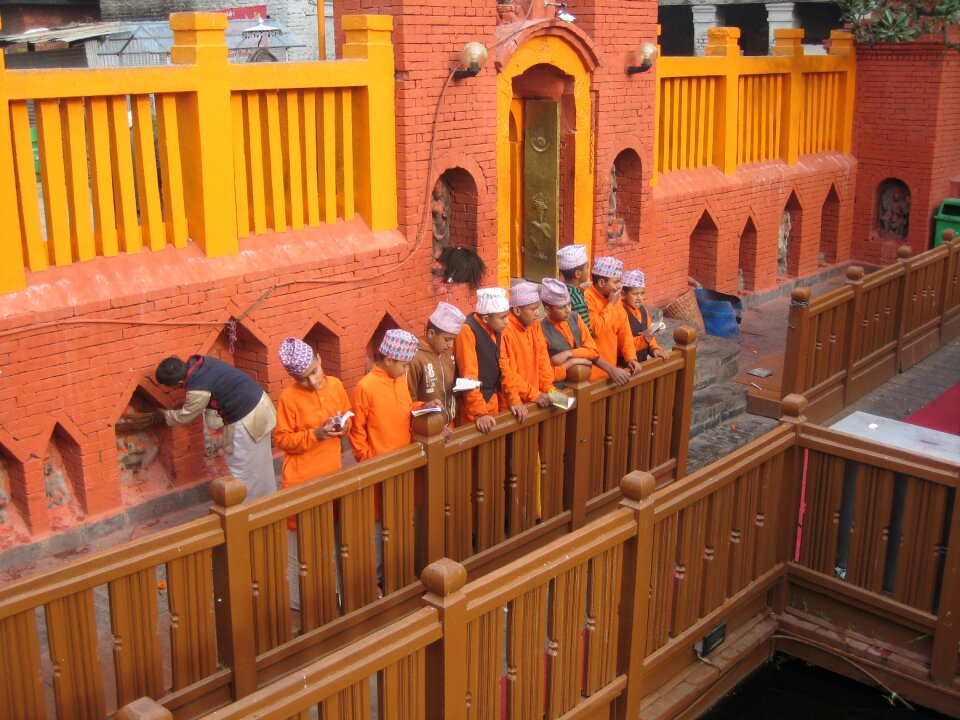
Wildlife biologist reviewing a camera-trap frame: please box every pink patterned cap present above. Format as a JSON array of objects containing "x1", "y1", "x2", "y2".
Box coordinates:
[
  {"x1": 429, "y1": 302, "x2": 466, "y2": 334},
  {"x1": 510, "y1": 282, "x2": 541, "y2": 308},
  {"x1": 557, "y1": 244, "x2": 588, "y2": 271},
  {"x1": 278, "y1": 337, "x2": 315, "y2": 377},
  {"x1": 592, "y1": 256, "x2": 623, "y2": 279},
  {"x1": 476, "y1": 287, "x2": 509, "y2": 315},
  {"x1": 379, "y1": 329, "x2": 419, "y2": 362},
  {"x1": 622, "y1": 270, "x2": 646, "y2": 289},
  {"x1": 539, "y1": 278, "x2": 570, "y2": 306}
]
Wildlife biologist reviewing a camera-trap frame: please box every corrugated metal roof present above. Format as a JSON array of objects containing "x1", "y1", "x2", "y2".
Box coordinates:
[{"x1": 0, "y1": 21, "x2": 129, "y2": 46}]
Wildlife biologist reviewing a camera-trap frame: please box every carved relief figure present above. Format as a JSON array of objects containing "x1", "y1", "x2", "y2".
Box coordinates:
[
  {"x1": 607, "y1": 164, "x2": 625, "y2": 242},
  {"x1": 528, "y1": 192, "x2": 552, "y2": 260},
  {"x1": 431, "y1": 177, "x2": 451, "y2": 260},
  {"x1": 777, "y1": 210, "x2": 791, "y2": 276},
  {"x1": 876, "y1": 182, "x2": 910, "y2": 240}
]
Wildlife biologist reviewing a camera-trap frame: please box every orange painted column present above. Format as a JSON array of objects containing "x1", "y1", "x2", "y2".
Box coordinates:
[{"x1": 0, "y1": 18, "x2": 27, "y2": 293}]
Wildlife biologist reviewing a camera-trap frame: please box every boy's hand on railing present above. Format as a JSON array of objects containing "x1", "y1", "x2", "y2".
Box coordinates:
[
  {"x1": 652, "y1": 348, "x2": 668, "y2": 360},
  {"x1": 475, "y1": 415, "x2": 496, "y2": 434},
  {"x1": 510, "y1": 404, "x2": 528, "y2": 424},
  {"x1": 607, "y1": 366, "x2": 631, "y2": 386},
  {"x1": 626, "y1": 359, "x2": 643, "y2": 374},
  {"x1": 534, "y1": 393, "x2": 552, "y2": 409}
]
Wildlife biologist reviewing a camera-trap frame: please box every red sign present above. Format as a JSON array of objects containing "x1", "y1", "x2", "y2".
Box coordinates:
[{"x1": 217, "y1": 5, "x2": 268, "y2": 21}]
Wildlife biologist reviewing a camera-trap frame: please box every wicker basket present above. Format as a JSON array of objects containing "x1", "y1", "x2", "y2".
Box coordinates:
[{"x1": 663, "y1": 290, "x2": 704, "y2": 332}]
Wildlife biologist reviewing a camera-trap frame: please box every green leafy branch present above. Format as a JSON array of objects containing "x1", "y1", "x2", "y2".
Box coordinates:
[{"x1": 837, "y1": 0, "x2": 960, "y2": 48}]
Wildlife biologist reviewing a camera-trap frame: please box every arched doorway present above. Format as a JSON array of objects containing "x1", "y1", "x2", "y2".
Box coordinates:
[{"x1": 496, "y1": 35, "x2": 596, "y2": 286}]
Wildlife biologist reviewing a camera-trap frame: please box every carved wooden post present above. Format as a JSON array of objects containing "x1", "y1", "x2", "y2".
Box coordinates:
[
  {"x1": 563, "y1": 364, "x2": 593, "y2": 530},
  {"x1": 421, "y1": 558, "x2": 469, "y2": 720},
  {"x1": 780, "y1": 286, "x2": 812, "y2": 397},
  {"x1": 770, "y1": 394, "x2": 807, "y2": 615},
  {"x1": 942, "y1": 229, "x2": 960, "y2": 342},
  {"x1": 669, "y1": 326, "x2": 697, "y2": 479},
  {"x1": 893, "y1": 244, "x2": 914, "y2": 371},
  {"x1": 208, "y1": 476, "x2": 257, "y2": 699},
  {"x1": 116, "y1": 697, "x2": 173, "y2": 720},
  {"x1": 413, "y1": 412, "x2": 448, "y2": 570},
  {"x1": 842, "y1": 265, "x2": 865, "y2": 406},
  {"x1": 614, "y1": 471, "x2": 657, "y2": 720}
]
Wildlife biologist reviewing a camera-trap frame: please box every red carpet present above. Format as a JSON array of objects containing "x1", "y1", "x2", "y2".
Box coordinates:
[{"x1": 905, "y1": 381, "x2": 960, "y2": 436}]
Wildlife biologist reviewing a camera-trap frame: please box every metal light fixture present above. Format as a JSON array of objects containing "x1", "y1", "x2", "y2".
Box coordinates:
[
  {"x1": 627, "y1": 42, "x2": 658, "y2": 74},
  {"x1": 545, "y1": 1, "x2": 576, "y2": 23},
  {"x1": 454, "y1": 42, "x2": 489, "y2": 80}
]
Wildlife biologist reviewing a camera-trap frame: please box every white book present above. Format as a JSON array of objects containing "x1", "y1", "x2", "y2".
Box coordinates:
[
  {"x1": 453, "y1": 377, "x2": 482, "y2": 392},
  {"x1": 411, "y1": 406, "x2": 442, "y2": 417}
]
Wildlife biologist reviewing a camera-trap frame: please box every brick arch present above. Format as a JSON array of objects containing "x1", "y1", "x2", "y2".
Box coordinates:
[
  {"x1": 0, "y1": 427, "x2": 31, "y2": 541},
  {"x1": 197, "y1": 304, "x2": 271, "y2": 385},
  {"x1": 34, "y1": 415, "x2": 89, "y2": 516},
  {"x1": 609, "y1": 147, "x2": 644, "y2": 245},
  {"x1": 820, "y1": 184, "x2": 841, "y2": 264},
  {"x1": 737, "y1": 213, "x2": 761, "y2": 291},
  {"x1": 494, "y1": 22, "x2": 600, "y2": 73},
  {"x1": 688, "y1": 208, "x2": 721, "y2": 288},
  {"x1": 357, "y1": 305, "x2": 418, "y2": 368},
  {"x1": 300, "y1": 316, "x2": 345, "y2": 381},
  {"x1": 782, "y1": 190, "x2": 804, "y2": 277}
]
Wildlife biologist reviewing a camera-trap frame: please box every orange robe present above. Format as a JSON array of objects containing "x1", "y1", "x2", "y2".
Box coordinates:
[
  {"x1": 274, "y1": 376, "x2": 350, "y2": 489},
  {"x1": 348, "y1": 366, "x2": 422, "y2": 462},
  {"x1": 454, "y1": 314, "x2": 511, "y2": 423},
  {"x1": 543, "y1": 313, "x2": 602, "y2": 382},
  {"x1": 625, "y1": 305, "x2": 664, "y2": 357},
  {"x1": 584, "y1": 284, "x2": 637, "y2": 367},
  {"x1": 499, "y1": 314, "x2": 558, "y2": 406}
]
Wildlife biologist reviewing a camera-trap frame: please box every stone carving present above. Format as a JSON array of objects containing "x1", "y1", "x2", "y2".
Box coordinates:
[
  {"x1": 778, "y1": 210, "x2": 791, "y2": 276},
  {"x1": 528, "y1": 192, "x2": 553, "y2": 260},
  {"x1": 607, "y1": 164, "x2": 625, "y2": 242},
  {"x1": 431, "y1": 177, "x2": 451, "y2": 261},
  {"x1": 876, "y1": 181, "x2": 910, "y2": 240}
]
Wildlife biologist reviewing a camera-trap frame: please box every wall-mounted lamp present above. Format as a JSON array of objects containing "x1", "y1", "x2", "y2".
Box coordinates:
[
  {"x1": 454, "y1": 42, "x2": 489, "y2": 80},
  {"x1": 544, "y1": 1, "x2": 576, "y2": 23},
  {"x1": 627, "y1": 42, "x2": 658, "y2": 74}
]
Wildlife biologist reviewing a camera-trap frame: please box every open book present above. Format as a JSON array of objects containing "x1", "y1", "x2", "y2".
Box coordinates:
[
  {"x1": 547, "y1": 390, "x2": 575, "y2": 411},
  {"x1": 331, "y1": 410, "x2": 354, "y2": 429},
  {"x1": 453, "y1": 377, "x2": 482, "y2": 392},
  {"x1": 411, "y1": 406, "x2": 443, "y2": 417}
]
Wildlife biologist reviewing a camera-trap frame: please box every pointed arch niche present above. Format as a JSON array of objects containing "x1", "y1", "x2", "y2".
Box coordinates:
[
  {"x1": 781, "y1": 192, "x2": 804, "y2": 277},
  {"x1": 738, "y1": 216, "x2": 759, "y2": 291},
  {"x1": 610, "y1": 149, "x2": 643, "y2": 244},
  {"x1": 820, "y1": 185, "x2": 840, "y2": 264},
  {"x1": 304, "y1": 320, "x2": 343, "y2": 380},
  {"x1": 0, "y1": 442, "x2": 29, "y2": 544},
  {"x1": 364, "y1": 314, "x2": 402, "y2": 368},
  {"x1": 44, "y1": 424, "x2": 85, "y2": 522},
  {"x1": 689, "y1": 211, "x2": 719, "y2": 287}
]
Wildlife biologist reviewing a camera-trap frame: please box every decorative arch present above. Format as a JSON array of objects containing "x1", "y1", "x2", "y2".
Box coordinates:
[
  {"x1": 688, "y1": 208, "x2": 720, "y2": 288},
  {"x1": 873, "y1": 178, "x2": 910, "y2": 242},
  {"x1": 738, "y1": 214, "x2": 761, "y2": 291},
  {"x1": 198, "y1": 303, "x2": 270, "y2": 384},
  {"x1": 610, "y1": 148, "x2": 643, "y2": 244},
  {"x1": 781, "y1": 190, "x2": 804, "y2": 277},
  {"x1": 820, "y1": 184, "x2": 841, "y2": 264},
  {"x1": 0, "y1": 429, "x2": 29, "y2": 542},
  {"x1": 110, "y1": 377, "x2": 177, "y2": 502},
  {"x1": 496, "y1": 32, "x2": 595, "y2": 286}
]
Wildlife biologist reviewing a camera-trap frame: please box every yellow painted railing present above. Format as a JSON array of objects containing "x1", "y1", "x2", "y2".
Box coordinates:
[
  {"x1": 654, "y1": 28, "x2": 855, "y2": 180},
  {"x1": 0, "y1": 13, "x2": 397, "y2": 294}
]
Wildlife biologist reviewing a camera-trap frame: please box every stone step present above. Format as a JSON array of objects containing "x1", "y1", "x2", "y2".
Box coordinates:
[
  {"x1": 658, "y1": 318, "x2": 742, "y2": 391},
  {"x1": 690, "y1": 381, "x2": 748, "y2": 438},
  {"x1": 686, "y1": 413, "x2": 781, "y2": 473}
]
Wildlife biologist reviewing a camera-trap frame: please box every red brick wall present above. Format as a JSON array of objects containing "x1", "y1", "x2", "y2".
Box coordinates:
[{"x1": 852, "y1": 42, "x2": 960, "y2": 263}]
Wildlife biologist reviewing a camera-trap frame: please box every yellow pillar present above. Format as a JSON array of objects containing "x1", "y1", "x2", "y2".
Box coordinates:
[
  {"x1": 169, "y1": 12, "x2": 238, "y2": 256},
  {"x1": 342, "y1": 15, "x2": 397, "y2": 233},
  {"x1": 774, "y1": 28, "x2": 804, "y2": 165},
  {"x1": 705, "y1": 27, "x2": 740, "y2": 175},
  {"x1": 0, "y1": 18, "x2": 27, "y2": 292},
  {"x1": 829, "y1": 31, "x2": 856, "y2": 154}
]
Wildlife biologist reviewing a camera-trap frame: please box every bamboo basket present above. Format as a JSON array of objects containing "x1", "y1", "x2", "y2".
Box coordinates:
[{"x1": 663, "y1": 290, "x2": 704, "y2": 332}]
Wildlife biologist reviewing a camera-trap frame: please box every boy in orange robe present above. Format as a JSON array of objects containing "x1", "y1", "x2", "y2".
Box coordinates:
[
  {"x1": 583, "y1": 256, "x2": 641, "y2": 386},
  {"x1": 538, "y1": 279, "x2": 603, "y2": 383},
  {"x1": 499, "y1": 281, "x2": 558, "y2": 420},
  {"x1": 621, "y1": 270, "x2": 668, "y2": 362},
  {"x1": 454, "y1": 287, "x2": 521, "y2": 433},
  {"x1": 274, "y1": 336, "x2": 351, "y2": 609}
]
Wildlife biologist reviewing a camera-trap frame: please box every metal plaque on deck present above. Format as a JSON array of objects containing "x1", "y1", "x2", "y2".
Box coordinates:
[{"x1": 522, "y1": 99, "x2": 560, "y2": 281}]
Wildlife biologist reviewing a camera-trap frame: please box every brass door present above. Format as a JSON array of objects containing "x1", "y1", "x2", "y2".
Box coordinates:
[{"x1": 522, "y1": 99, "x2": 560, "y2": 281}]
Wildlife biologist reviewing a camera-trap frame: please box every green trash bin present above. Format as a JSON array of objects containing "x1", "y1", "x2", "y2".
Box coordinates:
[{"x1": 933, "y1": 198, "x2": 960, "y2": 246}]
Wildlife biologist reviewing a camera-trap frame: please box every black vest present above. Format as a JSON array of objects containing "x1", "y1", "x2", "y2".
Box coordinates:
[
  {"x1": 464, "y1": 314, "x2": 502, "y2": 402},
  {"x1": 540, "y1": 316, "x2": 582, "y2": 357},
  {"x1": 623, "y1": 306, "x2": 650, "y2": 363},
  {"x1": 184, "y1": 355, "x2": 263, "y2": 425}
]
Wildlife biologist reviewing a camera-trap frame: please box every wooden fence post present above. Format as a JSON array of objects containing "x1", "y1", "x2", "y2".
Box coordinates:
[
  {"x1": 614, "y1": 471, "x2": 657, "y2": 720},
  {"x1": 941, "y1": 229, "x2": 960, "y2": 342},
  {"x1": 563, "y1": 365, "x2": 594, "y2": 530},
  {"x1": 893, "y1": 244, "x2": 914, "y2": 371},
  {"x1": 208, "y1": 476, "x2": 258, "y2": 699},
  {"x1": 930, "y1": 482, "x2": 960, "y2": 684},
  {"x1": 421, "y1": 558, "x2": 468, "y2": 720},
  {"x1": 413, "y1": 412, "x2": 448, "y2": 570},
  {"x1": 670, "y1": 326, "x2": 697, "y2": 479},
  {"x1": 0, "y1": 18, "x2": 27, "y2": 293},
  {"x1": 116, "y1": 697, "x2": 173, "y2": 720},
  {"x1": 770, "y1": 394, "x2": 807, "y2": 615},
  {"x1": 841, "y1": 265, "x2": 865, "y2": 406},
  {"x1": 168, "y1": 12, "x2": 238, "y2": 257},
  {"x1": 780, "y1": 286, "x2": 813, "y2": 397}
]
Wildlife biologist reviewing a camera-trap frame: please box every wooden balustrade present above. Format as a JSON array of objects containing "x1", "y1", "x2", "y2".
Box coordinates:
[
  {"x1": 654, "y1": 28, "x2": 855, "y2": 181},
  {"x1": 0, "y1": 13, "x2": 397, "y2": 294},
  {"x1": 782, "y1": 229, "x2": 960, "y2": 422}
]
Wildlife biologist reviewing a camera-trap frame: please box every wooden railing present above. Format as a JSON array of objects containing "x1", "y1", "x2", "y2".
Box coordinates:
[
  {"x1": 116, "y1": 395, "x2": 960, "y2": 719},
  {"x1": 0, "y1": 12, "x2": 397, "y2": 294},
  {"x1": 654, "y1": 28, "x2": 855, "y2": 179},
  {"x1": 0, "y1": 332, "x2": 696, "y2": 719},
  {"x1": 782, "y1": 230, "x2": 960, "y2": 422}
]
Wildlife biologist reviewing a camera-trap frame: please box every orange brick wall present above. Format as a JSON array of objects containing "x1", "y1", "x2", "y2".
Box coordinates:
[{"x1": 851, "y1": 41, "x2": 960, "y2": 264}]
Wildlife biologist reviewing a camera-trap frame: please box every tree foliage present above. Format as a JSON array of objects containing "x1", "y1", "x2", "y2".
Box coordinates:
[{"x1": 838, "y1": 0, "x2": 960, "y2": 46}]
